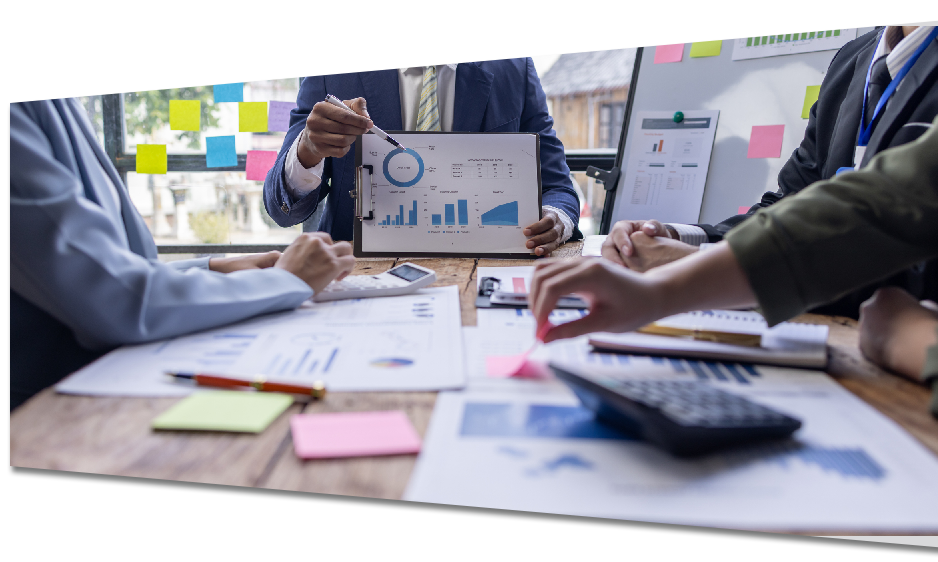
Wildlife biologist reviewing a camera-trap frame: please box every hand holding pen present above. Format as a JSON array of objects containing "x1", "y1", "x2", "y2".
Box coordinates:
[{"x1": 296, "y1": 95, "x2": 404, "y2": 169}]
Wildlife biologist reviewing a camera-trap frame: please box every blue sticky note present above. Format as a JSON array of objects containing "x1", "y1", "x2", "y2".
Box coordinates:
[
  {"x1": 257, "y1": 33, "x2": 290, "y2": 64},
  {"x1": 206, "y1": 135, "x2": 237, "y2": 168},
  {"x1": 316, "y1": 25, "x2": 345, "y2": 51},
  {"x1": 213, "y1": 83, "x2": 244, "y2": 103},
  {"x1": 358, "y1": 25, "x2": 388, "y2": 39}
]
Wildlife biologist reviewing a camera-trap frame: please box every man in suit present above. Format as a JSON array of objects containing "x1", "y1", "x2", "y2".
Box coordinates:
[
  {"x1": 263, "y1": 60, "x2": 580, "y2": 256},
  {"x1": 601, "y1": 25, "x2": 938, "y2": 317},
  {"x1": 11, "y1": 99, "x2": 356, "y2": 409}
]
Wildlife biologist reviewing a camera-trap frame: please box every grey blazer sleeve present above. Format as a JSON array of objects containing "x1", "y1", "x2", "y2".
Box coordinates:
[{"x1": 10, "y1": 103, "x2": 313, "y2": 351}]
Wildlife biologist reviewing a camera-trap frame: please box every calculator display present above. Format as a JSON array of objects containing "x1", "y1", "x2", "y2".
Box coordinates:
[{"x1": 388, "y1": 264, "x2": 430, "y2": 282}]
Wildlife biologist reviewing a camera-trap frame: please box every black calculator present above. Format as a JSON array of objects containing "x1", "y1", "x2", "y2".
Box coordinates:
[{"x1": 549, "y1": 362, "x2": 802, "y2": 457}]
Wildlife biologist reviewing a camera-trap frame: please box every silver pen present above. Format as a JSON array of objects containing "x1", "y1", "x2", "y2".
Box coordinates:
[{"x1": 324, "y1": 94, "x2": 406, "y2": 150}]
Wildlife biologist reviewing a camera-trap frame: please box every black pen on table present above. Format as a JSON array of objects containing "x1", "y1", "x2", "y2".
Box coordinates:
[{"x1": 324, "y1": 94, "x2": 406, "y2": 151}]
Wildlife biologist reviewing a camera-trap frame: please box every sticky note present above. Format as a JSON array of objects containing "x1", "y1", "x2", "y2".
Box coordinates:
[
  {"x1": 213, "y1": 83, "x2": 244, "y2": 103},
  {"x1": 802, "y1": 85, "x2": 821, "y2": 119},
  {"x1": 186, "y1": 45, "x2": 215, "y2": 76},
  {"x1": 290, "y1": 411, "x2": 422, "y2": 459},
  {"x1": 239, "y1": 102, "x2": 268, "y2": 132},
  {"x1": 98, "y1": 49, "x2": 127, "y2": 80},
  {"x1": 205, "y1": 135, "x2": 237, "y2": 168},
  {"x1": 316, "y1": 25, "x2": 345, "y2": 51},
  {"x1": 689, "y1": 41, "x2": 722, "y2": 58},
  {"x1": 245, "y1": 150, "x2": 278, "y2": 181},
  {"x1": 747, "y1": 125, "x2": 785, "y2": 158},
  {"x1": 358, "y1": 25, "x2": 388, "y2": 39},
  {"x1": 268, "y1": 100, "x2": 298, "y2": 132},
  {"x1": 169, "y1": 100, "x2": 200, "y2": 131},
  {"x1": 738, "y1": 205, "x2": 751, "y2": 215},
  {"x1": 257, "y1": 33, "x2": 290, "y2": 64},
  {"x1": 136, "y1": 144, "x2": 167, "y2": 174},
  {"x1": 152, "y1": 391, "x2": 293, "y2": 433},
  {"x1": 654, "y1": 44, "x2": 685, "y2": 64},
  {"x1": 486, "y1": 356, "x2": 551, "y2": 379},
  {"x1": 154, "y1": 49, "x2": 186, "y2": 80},
  {"x1": 43, "y1": 49, "x2": 74, "y2": 80}
]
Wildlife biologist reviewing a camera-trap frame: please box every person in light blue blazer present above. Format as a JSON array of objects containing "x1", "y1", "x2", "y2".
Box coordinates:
[
  {"x1": 10, "y1": 99, "x2": 356, "y2": 409},
  {"x1": 263, "y1": 60, "x2": 580, "y2": 256}
]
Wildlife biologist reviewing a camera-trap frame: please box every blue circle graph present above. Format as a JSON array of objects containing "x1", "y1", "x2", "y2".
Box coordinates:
[{"x1": 382, "y1": 148, "x2": 424, "y2": 187}]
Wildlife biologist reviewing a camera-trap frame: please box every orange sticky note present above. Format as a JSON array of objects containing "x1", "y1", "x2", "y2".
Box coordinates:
[
  {"x1": 239, "y1": 102, "x2": 268, "y2": 132},
  {"x1": 747, "y1": 125, "x2": 785, "y2": 158},
  {"x1": 136, "y1": 144, "x2": 167, "y2": 174}
]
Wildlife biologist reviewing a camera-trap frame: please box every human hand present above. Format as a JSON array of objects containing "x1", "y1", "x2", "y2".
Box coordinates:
[
  {"x1": 601, "y1": 219, "x2": 674, "y2": 266},
  {"x1": 528, "y1": 258, "x2": 664, "y2": 343},
  {"x1": 209, "y1": 251, "x2": 282, "y2": 274},
  {"x1": 274, "y1": 232, "x2": 356, "y2": 293},
  {"x1": 297, "y1": 97, "x2": 373, "y2": 168},
  {"x1": 859, "y1": 287, "x2": 938, "y2": 381},
  {"x1": 620, "y1": 232, "x2": 698, "y2": 272},
  {"x1": 523, "y1": 208, "x2": 565, "y2": 256}
]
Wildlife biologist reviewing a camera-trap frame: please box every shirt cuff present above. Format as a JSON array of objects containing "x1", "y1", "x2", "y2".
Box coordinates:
[
  {"x1": 665, "y1": 223, "x2": 708, "y2": 246},
  {"x1": 543, "y1": 205, "x2": 574, "y2": 244},
  {"x1": 284, "y1": 134, "x2": 325, "y2": 199}
]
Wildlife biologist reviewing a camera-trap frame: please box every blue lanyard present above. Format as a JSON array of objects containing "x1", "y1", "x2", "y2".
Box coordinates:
[{"x1": 858, "y1": 26, "x2": 938, "y2": 147}]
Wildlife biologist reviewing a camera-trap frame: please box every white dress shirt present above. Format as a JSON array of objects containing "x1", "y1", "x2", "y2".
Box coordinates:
[
  {"x1": 666, "y1": 25, "x2": 934, "y2": 247},
  {"x1": 283, "y1": 66, "x2": 574, "y2": 243}
]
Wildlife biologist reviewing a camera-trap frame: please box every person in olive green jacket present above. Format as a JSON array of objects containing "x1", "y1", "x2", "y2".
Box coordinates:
[{"x1": 528, "y1": 116, "x2": 938, "y2": 417}]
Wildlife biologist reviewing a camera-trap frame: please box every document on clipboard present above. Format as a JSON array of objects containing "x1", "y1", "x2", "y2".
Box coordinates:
[{"x1": 353, "y1": 132, "x2": 542, "y2": 258}]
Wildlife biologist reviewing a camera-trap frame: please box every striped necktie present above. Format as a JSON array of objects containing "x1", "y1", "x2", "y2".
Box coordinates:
[{"x1": 416, "y1": 66, "x2": 441, "y2": 131}]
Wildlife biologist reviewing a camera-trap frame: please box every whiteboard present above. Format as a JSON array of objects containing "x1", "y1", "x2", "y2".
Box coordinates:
[{"x1": 608, "y1": 28, "x2": 876, "y2": 227}]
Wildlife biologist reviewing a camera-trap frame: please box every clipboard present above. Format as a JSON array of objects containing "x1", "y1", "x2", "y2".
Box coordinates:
[{"x1": 353, "y1": 131, "x2": 542, "y2": 258}]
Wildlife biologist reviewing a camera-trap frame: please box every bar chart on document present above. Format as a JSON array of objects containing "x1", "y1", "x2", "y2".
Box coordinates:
[
  {"x1": 618, "y1": 111, "x2": 719, "y2": 224},
  {"x1": 360, "y1": 133, "x2": 541, "y2": 254}
]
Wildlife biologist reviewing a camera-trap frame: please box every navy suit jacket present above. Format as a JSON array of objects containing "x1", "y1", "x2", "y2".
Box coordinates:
[{"x1": 263, "y1": 59, "x2": 579, "y2": 241}]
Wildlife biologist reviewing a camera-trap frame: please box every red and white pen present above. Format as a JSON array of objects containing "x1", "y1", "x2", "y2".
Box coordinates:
[{"x1": 166, "y1": 371, "x2": 326, "y2": 399}]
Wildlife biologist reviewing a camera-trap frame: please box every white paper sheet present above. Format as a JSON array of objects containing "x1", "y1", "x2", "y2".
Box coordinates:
[
  {"x1": 56, "y1": 286, "x2": 464, "y2": 396},
  {"x1": 731, "y1": 29, "x2": 857, "y2": 61},
  {"x1": 405, "y1": 362, "x2": 938, "y2": 532}
]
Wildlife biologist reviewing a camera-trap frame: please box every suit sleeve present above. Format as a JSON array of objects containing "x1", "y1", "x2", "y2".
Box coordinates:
[
  {"x1": 11, "y1": 104, "x2": 313, "y2": 351},
  {"x1": 520, "y1": 58, "x2": 580, "y2": 227},
  {"x1": 263, "y1": 76, "x2": 333, "y2": 227}
]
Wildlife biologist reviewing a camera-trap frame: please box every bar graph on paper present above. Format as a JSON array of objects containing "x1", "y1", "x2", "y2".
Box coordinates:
[{"x1": 732, "y1": 28, "x2": 857, "y2": 60}]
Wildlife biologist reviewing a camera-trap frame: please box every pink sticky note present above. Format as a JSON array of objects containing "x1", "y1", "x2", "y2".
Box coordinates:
[
  {"x1": 268, "y1": 101, "x2": 298, "y2": 132},
  {"x1": 245, "y1": 150, "x2": 278, "y2": 181},
  {"x1": 747, "y1": 125, "x2": 785, "y2": 158},
  {"x1": 654, "y1": 44, "x2": 685, "y2": 64},
  {"x1": 486, "y1": 354, "x2": 528, "y2": 378},
  {"x1": 738, "y1": 206, "x2": 750, "y2": 215},
  {"x1": 291, "y1": 411, "x2": 421, "y2": 459}
]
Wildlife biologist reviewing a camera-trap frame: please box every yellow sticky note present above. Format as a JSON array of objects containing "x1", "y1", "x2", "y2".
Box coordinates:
[
  {"x1": 125, "y1": 49, "x2": 156, "y2": 80},
  {"x1": 136, "y1": 144, "x2": 167, "y2": 174},
  {"x1": 689, "y1": 41, "x2": 722, "y2": 58},
  {"x1": 43, "y1": 49, "x2": 72, "y2": 80},
  {"x1": 100, "y1": 49, "x2": 127, "y2": 80},
  {"x1": 69, "y1": 49, "x2": 101, "y2": 82},
  {"x1": 169, "y1": 100, "x2": 200, "y2": 131},
  {"x1": 802, "y1": 85, "x2": 821, "y2": 119},
  {"x1": 152, "y1": 391, "x2": 293, "y2": 433},
  {"x1": 239, "y1": 102, "x2": 268, "y2": 132},
  {"x1": 156, "y1": 49, "x2": 186, "y2": 80},
  {"x1": 186, "y1": 45, "x2": 215, "y2": 76}
]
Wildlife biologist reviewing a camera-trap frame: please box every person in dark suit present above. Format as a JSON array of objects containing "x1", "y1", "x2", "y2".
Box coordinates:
[
  {"x1": 263, "y1": 60, "x2": 580, "y2": 256},
  {"x1": 602, "y1": 25, "x2": 938, "y2": 317}
]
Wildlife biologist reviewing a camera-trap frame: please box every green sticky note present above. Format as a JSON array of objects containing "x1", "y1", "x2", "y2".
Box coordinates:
[
  {"x1": 802, "y1": 85, "x2": 821, "y2": 119},
  {"x1": 152, "y1": 391, "x2": 293, "y2": 433},
  {"x1": 689, "y1": 41, "x2": 722, "y2": 58},
  {"x1": 169, "y1": 100, "x2": 200, "y2": 131},
  {"x1": 136, "y1": 144, "x2": 167, "y2": 174},
  {"x1": 239, "y1": 102, "x2": 268, "y2": 132}
]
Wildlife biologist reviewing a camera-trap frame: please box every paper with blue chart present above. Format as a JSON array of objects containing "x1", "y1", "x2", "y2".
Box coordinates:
[
  {"x1": 56, "y1": 286, "x2": 463, "y2": 396},
  {"x1": 359, "y1": 133, "x2": 541, "y2": 254},
  {"x1": 406, "y1": 361, "x2": 938, "y2": 531}
]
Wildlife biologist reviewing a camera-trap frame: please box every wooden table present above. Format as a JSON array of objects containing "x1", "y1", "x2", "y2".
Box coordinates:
[{"x1": 11, "y1": 241, "x2": 938, "y2": 527}]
